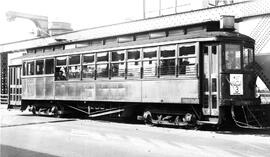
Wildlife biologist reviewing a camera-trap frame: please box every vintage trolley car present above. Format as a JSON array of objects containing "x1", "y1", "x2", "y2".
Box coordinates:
[{"x1": 12, "y1": 16, "x2": 269, "y2": 128}]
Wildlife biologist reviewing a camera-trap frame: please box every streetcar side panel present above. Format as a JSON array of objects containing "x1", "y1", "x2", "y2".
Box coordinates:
[
  {"x1": 22, "y1": 76, "x2": 54, "y2": 100},
  {"x1": 141, "y1": 79, "x2": 199, "y2": 103},
  {"x1": 22, "y1": 77, "x2": 199, "y2": 104}
]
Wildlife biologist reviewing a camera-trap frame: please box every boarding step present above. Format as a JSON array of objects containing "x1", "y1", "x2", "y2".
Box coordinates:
[{"x1": 196, "y1": 121, "x2": 218, "y2": 125}]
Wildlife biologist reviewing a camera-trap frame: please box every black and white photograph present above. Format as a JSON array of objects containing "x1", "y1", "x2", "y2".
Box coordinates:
[{"x1": 1, "y1": 0, "x2": 270, "y2": 156}]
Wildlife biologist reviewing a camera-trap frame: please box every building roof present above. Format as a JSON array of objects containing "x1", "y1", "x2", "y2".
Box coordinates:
[{"x1": 0, "y1": 0, "x2": 269, "y2": 53}]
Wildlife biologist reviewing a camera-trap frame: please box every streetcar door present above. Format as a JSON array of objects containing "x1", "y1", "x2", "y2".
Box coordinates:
[
  {"x1": 202, "y1": 45, "x2": 220, "y2": 116},
  {"x1": 8, "y1": 66, "x2": 22, "y2": 108}
]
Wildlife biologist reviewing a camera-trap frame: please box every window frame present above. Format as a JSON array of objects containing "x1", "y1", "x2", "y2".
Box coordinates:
[
  {"x1": 142, "y1": 47, "x2": 158, "y2": 79},
  {"x1": 223, "y1": 43, "x2": 242, "y2": 71},
  {"x1": 126, "y1": 48, "x2": 142, "y2": 80},
  {"x1": 55, "y1": 56, "x2": 68, "y2": 81},
  {"x1": 159, "y1": 45, "x2": 177, "y2": 78},
  {"x1": 36, "y1": 59, "x2": 45, "y2": 75},
  {"x1": 243, "y1": 46, "x2": 254, "y2": 69},
  {"x1": 111, "y1": 50, "x2": 126, "y2": 80},
  {"x1": 82, "y1": 53, "x2": 96, "y2": 80},
  {"x1": 24, "y1": 61, "x2": 35, "y2": 76},
  {"x1": 45, "y1": 58, "x2": 55, "y2": 75},
  {"x1": 178, "y1": 43, "x2": 198, "y2": 76},
  {"x1": 68, "y1": 55, "x2": 81, "y2": 80},
  {"x1": 96, "y1": 52, "x2": 109, "y2": 79}
]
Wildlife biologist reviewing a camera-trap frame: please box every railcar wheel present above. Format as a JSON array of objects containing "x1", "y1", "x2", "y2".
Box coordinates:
[
  {"x1": 174, "y1": 116, "x2": 181, "y2": 126},
  {"x1": 143, "y1": 111, "x2": 153, "y2": 125},
  {"x1": 52, "y1": 105, "x2": 64, "y2": 118},
  {"x1": 32, "y1": 105, "x2": 37, "y2": 115}
]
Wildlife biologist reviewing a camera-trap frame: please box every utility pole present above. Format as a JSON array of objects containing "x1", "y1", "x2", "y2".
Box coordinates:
[
  {"x1": 143, "y1": 0, "x2": 146, "y2": 19},
  {"x1": 175, "y1": 0, "x2": 178, "y2": 14},
  {"x1": 159, "y1": 0, "x2": 162, "y2": 16}
]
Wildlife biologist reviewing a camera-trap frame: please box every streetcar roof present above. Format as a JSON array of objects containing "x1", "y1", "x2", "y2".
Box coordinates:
[{"x1": 21, "y1": 30, "x2": 254, "y2": 61}]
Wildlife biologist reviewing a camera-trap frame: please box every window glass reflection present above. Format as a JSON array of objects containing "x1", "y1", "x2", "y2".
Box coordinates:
[
  {"x1": 143, "y1": 47, "x2": 157, "y2": 59},
  {"x1": 179, "y1": 45, "x2": 195, "y2": 57},
  {"x1": 179, "y1": 58, "x2": 196, "y2": 75},
  {"x1": 112, "y1": 50, "x2": 125, "y2": 62},
  {"x1": 69, "y1": 55, "x2": 80, "y2": 65},
  {"x1": 55, "y1": 67, "x2": 67, "y2": 81},
  {"x1": 27, "y1": 61, "x2": 34, "y2": 75},
  {"x1": 36, "y1": 60, "x2": 44, "y2": 75},
  {"x1": 243, "y1": 48, "x2": 254, "y2": 68},
  {"x1": 127, "y1": 62, "x2": 141, "y2": 79},
  {"x1": 160, "y1": 59, "x2": 175, "y2": 76},
  {"x1": 68, "y1": 65, "x2": 81, "y2": 79},
  {"x1": 160, "y1": 45, "x2": 175, "y2": 58},
  {"x1": 56, "y1": 56, "x2": 67, "y2": 66},
  {"x1": 82, "y1": 65, "x2": 95, "y2": 79},
  {"x1": 225, "y1": 44, "x2": 241, "y2": 70},
  {"x1": 97, "y1": 64, "x2": 109, "y2": 78},
  {"x1": 127, "y1": 49, "x2": 140, "y2": 61},
  {"x1": 143, "y1": 60, "x2": 158, "y2": 78},
  {"x1": 45, "y1": 59, "x2": 54, "y2": 74},
  {"x1": 83, "y1": 54, "x2": 95, "y2": 64},
  {"x1": 111, "y1": 63, "x2": 125, "y2": 78},
  {"x1": 97, "y1": 52, "x2": 108, "y2": 62}
]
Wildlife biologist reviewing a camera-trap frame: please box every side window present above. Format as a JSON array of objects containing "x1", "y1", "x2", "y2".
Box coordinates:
[
  {"x1": 127, "y1": 49, "x2": 141, "y2": 79},
  {"x1": 26, "y1": 61, "x2": 34, "y2": 75},
  {"x1": 23, "y1": 62, "x2": 27, "y2": 76},
  {"x1": 160, "y1": 45, "x2": 176, "y2": 77},
  {"x1": 55, "y1": 56, "x2": 67, "y2": 81},
  {"x1": 82, "y1": 54, "x2": 95, "y2": 79},
  {"x1": 142, "y1": 47, "x2": 158, "y2": 78},
  {"x1": 243, "y1": 47, "x2": 254, "y2": 69},
  {"x1": 45, "y1": 59, "x2": 54, "y2": 74},
  {"x1": 96, "y1": 52, "x2": 109, "y2": 79},
  {"x1": 111, "y1": 50, "x2": 125, "y2": 79},
  {"x1": 178, "y1": 44, "x2": 197, "y2": 75},
  {"x1": 36, "y1": 60, "x2": 44, "y2": 75},
  {"x1": 68, "y1": 55, "x2": 81, "y2": 80}
]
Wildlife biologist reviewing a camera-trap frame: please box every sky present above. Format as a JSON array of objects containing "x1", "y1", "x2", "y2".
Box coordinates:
[
  {"x1": 0, "y1": 0, "x2": 208, "y2": 44},
  {"x1": 0, "y1": 0, "x2": 146, "y2": 44}
]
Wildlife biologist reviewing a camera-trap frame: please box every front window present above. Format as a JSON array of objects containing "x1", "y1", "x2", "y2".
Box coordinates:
[
  {"x1": 225, "y1": 44, "x2": 241, "y2": 70},
  {"x1": 243, "y1": 47, "x2": 254, "y2": 68}
]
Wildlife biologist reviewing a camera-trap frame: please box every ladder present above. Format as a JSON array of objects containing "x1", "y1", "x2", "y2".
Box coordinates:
[{"x1": 250, "y1": 15, "x2": 270, "y2": 54}]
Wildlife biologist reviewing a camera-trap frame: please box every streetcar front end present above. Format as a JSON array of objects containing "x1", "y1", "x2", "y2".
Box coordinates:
[{"x1": 219, "y1": 41, "x2": 269, "y2": 128}]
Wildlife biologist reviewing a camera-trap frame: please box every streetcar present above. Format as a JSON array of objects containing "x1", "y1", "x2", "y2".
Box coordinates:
[{"x1": 9, "y1": 16, "x2": 270, "y2": 128}]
